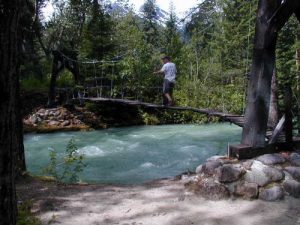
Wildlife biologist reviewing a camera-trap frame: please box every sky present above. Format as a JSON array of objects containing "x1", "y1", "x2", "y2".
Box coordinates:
[{"x1": 43, "y1": 0, "x2": 200, "y2": 19}]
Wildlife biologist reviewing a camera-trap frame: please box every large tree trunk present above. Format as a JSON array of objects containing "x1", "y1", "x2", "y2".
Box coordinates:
[
  {"x1": 0, "y1": 1, "x2": 23, "y2": 224},
  {"x1": 48, "y1": 50, "x2": 80, "y2": 106},
  {"x1": 242, "y1": 0, "x2": 296, "y2": 147},
  {"x1": 268, "y1": 70, "x2": 279, "y2": 128}
]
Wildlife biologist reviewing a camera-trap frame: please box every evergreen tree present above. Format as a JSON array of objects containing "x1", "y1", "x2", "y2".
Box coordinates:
[
  {"x1": 276, "y1": 15, "x2": 300, "y2": 119},
  {"x1": 141, "y1": 0, "x2": 160, "y2": 47},
  {"x1": 81, "y1": 0, "x2": 115, "y2": 60},
  {"x1": 163, "y1": 2, "x2": 183, "y2": 64}
]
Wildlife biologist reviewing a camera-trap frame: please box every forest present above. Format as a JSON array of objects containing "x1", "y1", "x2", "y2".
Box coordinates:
[{"x1": 21, "y1": 0, "x2": 300, "y2": 117}]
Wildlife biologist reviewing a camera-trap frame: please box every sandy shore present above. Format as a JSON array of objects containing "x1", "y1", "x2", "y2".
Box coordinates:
[{"x1": 17, "y1": 177, "x2": 300, "y2": 225}]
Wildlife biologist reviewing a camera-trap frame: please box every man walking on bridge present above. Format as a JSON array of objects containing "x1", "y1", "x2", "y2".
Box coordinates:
[{"x1": 154, "y1": 56, "x2": 177, "y2": 106}]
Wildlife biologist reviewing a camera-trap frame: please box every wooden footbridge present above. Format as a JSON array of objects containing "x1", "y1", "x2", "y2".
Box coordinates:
[
  {"x1": 84, "y1": 97, "x2": 245, "y2": 128},
  {"x1": 83, "y1": 97, "x2": 290, "y2": 145}
]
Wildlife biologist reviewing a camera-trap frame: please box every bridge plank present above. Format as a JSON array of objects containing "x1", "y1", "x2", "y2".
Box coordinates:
[{"x1": 83, "y1": 97, "x2": 245, "y2": 128}]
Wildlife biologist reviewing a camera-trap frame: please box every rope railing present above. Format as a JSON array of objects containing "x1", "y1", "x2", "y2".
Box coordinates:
[{"x1": 56, "y1": 76, "x2": 164, "y2": 103}]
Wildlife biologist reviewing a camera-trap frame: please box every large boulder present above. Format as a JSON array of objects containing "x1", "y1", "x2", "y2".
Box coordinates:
[
  {"x1": 244, "y1": 161, "x2": 272, "y2": 186},
  {"x1": 290, "y1": 153, "x2": 300, "y2": 167},
  {"x1": 241, "y1": 160, "x2": 254, "y2": 170},
  {"x1": 200, "y1": 160, "x2": 222, "y2": 176},
  {"x1": 259, "y1": 185, "x2": 284, "y2": 201},
  {"x1": 195, "y1": 165, "x2": 202, "y2": 174},
  {"x1": 30, "y1": 115, "x2": 38, "y2": 124},
  {"x1": 256, "y1": 154, "x2": 285, "y2": 165},
  {"x1": 283, "y1": 180, "x2": 300, "y2": 198},
  {"x1": 235, "y1": 182, "x2": 259, "y2": 199},
  {"x1": 217, "y1": 164, "x2": 245, "y2": 183},
  {"x1": 191, "y1": 177, "x2": 230, "y2": 200},
  {"x1": 262, "y1": 166, "x2": 284, "y2": 182},
  {"x1": 284, "y1": 167, "x2": 300, "y2": 181}
]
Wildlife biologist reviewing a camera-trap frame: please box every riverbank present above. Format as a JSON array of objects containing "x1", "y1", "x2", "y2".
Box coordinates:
[
  {"x1": 17, "y1": 175, "x2": 300, "y2": 225},
  {"x1": 21, "y1": 91, "x2": 217, "y2": 133}
]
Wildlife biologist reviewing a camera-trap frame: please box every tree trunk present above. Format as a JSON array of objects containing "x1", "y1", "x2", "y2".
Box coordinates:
[
  {"x1": 284, "y1": 87, "x2": 293, "y2": 148},
  {"x1": 0, "y1": 1, "x2": 23, "y2": 224},
  {"x1": 268, "y1": 69, "x2": 279, "y2": 128},
  {"x1": 242, "y1": 0, "x2": 295, "y2": 147},
  {"x1": 296, "y1": 48, "x2": 300, "y2": 134},
  {"x1": 48, "y1": 51, "x2": 64, "y2": 106}
]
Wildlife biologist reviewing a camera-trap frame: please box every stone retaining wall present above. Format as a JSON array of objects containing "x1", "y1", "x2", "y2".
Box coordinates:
[{"x1": 184, "y1": 151, "x2": 300, "y2": 201}]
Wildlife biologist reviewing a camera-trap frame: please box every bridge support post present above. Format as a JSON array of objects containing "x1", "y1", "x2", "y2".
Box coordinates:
[{"x1": 241, "y1": 0, "x2": 297, "y2": 148}]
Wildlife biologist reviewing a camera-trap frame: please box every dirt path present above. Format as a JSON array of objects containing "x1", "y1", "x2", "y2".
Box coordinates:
[{"x1": 17, "y1": 177, "x2": 300, "y2": 225}]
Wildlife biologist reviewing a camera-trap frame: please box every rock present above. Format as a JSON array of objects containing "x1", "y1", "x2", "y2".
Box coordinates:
[
  {"x1": 48, "y1": 121, "x2": 60, "y2": 126},
  {"x1": 195, "y1": 165, "x2": 202, "y2": 174},
  {"x1": 200, "y1": 160, "x2": 222, "y2": 176},
  {"x1": 283, "y1": 171, "x2": 294, "y2": 181},
  {"x1": 30, "y1": 115, "x2": 38, "y2": 124},
  {"x1": 284, "y1": 167, "x2": 300, "y2": 181},
  {"x1": 206, "y1": 155, "x2": 237, "y2": 165},
  {"x1": 53, "y1": 110, "x2": 61, "y2": 117},
  {"x1": 181, "y1": 175, "x2": 197, "y2": 185},
  {"x1": 37, "y1": 108, "x2": 46, "y2": 114},
  {"x1": 206, "y1": 155, "x2": 224, "y2": 162},
  {"x1": 37, "y1": 116, "x2": 42, "y2": 123},
  {"x1": 262, "y1": 166, "x2": 284, "y2": 182},
  {"x1": 256, "y1": 154, "x2": 285, "y2": 165},
  {"x1": 235, "y1": 182, "x2": 259, "y2": 199},
  {"x1": 283, "y1": 180, "x2": 300, "y2": 198},
  {"x1": 244, "y1": 161, "x2": 272, "y2": 186},
  {"x1": 259, "y1": 185, "x2": 284, "y2": 201},
  {"x1": 290, "y1": 153, "x2": 300, "y2": 166},
  {"x1": 23, "y1": 119, "x2": 31, "y2": 125},
  {"x1": 193, "y1": 177, "x2": 230, "y2": 200},
  {"x1": 61, "y1": 120, "x2": 70, "y2": 127},
  {"x1": 38, "y1": 113, "x2": 45, "y2": 119},
  {"x1": 241, "y1": 160, "x2": 253, "y2": 170},
  {"x1": 217, "y1": 164, "x2": 245, "y2": 183}
]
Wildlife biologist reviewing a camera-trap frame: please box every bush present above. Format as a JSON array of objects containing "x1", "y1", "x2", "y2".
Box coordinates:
[
  {"x1": 43, "y1": 138, "x2": 86, "y2": 184},
  {"x1": 17, "y1": 201, "x2": 42, "y2": 225},
  {"x1": 20, "y1": 76, "x2": 49, "y2": 91}
]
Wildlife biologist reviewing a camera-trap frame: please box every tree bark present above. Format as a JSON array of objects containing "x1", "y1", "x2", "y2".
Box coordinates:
[
  {"x1": 0, "y1": 1, "x2": 23, "y2": 224},
  {"x1": 48, "y1": 50, "x2": 80, "y2": 106},
  {"x1": 242, "y1": 0, "x2": 296, "y2": 147},
  {"x1": 284, "y1": 87, "x2": 293, "y2": 148},
  {"x1": 268, "y1": 69, "x2": 279, "y2": 128}
]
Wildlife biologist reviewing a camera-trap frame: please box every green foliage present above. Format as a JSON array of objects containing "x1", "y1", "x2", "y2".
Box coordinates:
[
  {"x1": 141, "y1": 112, "x2": 160, "y2": 125},
  {"x1": 20, "y1": 75, "x2": 49, "y2": 91},
  {"x1": 23, "y1": 0, "x2": 300, "y2": 125},
  {"x1": 17, "y1": 201, "x2": 42, "y2": 225},
  {"x1": 80, "y1": 0, "x2": 115, "y2": 60},
  {"x1": 141, "y1": 0, "x2": 160, "y2": 46},
  {"x1": 43, "y1": 138, "x2": 86, "y2": 184},
  {"x1": 56, "y1": 71, "x2": 75, "y2": 87}
]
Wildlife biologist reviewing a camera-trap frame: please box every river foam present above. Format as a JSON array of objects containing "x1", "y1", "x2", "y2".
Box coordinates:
[{"x1": 24, "y1": 124, "x2": 241, "y2": 184}]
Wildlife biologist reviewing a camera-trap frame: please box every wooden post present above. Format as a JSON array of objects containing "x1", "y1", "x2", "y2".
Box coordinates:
[
  {"x1": 242, "y1": 0, "x2": 296, "y2": 148},
  {"x1": 268, "y1": 70, "x2": 279, "y2": 128}
]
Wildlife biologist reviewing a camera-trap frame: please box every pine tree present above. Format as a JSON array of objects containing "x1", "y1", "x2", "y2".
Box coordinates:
[
  {"x1": 163, "y1": 2, "x2": 183, "y2": 63},
  {"x1": 141, "y1": 0, "x2": 160, "y2": 47},
  {"x1": 81, "y1": 0, "x2": 115, "y2": 60}
]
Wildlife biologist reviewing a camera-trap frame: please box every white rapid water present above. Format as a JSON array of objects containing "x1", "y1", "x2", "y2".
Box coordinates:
[{"x1": 24, "y1": 124, "x2": 242, "y2": 184}]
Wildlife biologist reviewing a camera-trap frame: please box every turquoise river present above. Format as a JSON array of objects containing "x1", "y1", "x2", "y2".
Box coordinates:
[{"x1": 24, "y1": 124, "x2": 242, "y2": 184}]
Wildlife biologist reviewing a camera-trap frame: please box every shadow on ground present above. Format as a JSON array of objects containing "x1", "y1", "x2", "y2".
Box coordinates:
[{"x1": 17, "y1": 176, "x2": 300, "y2": 225}]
